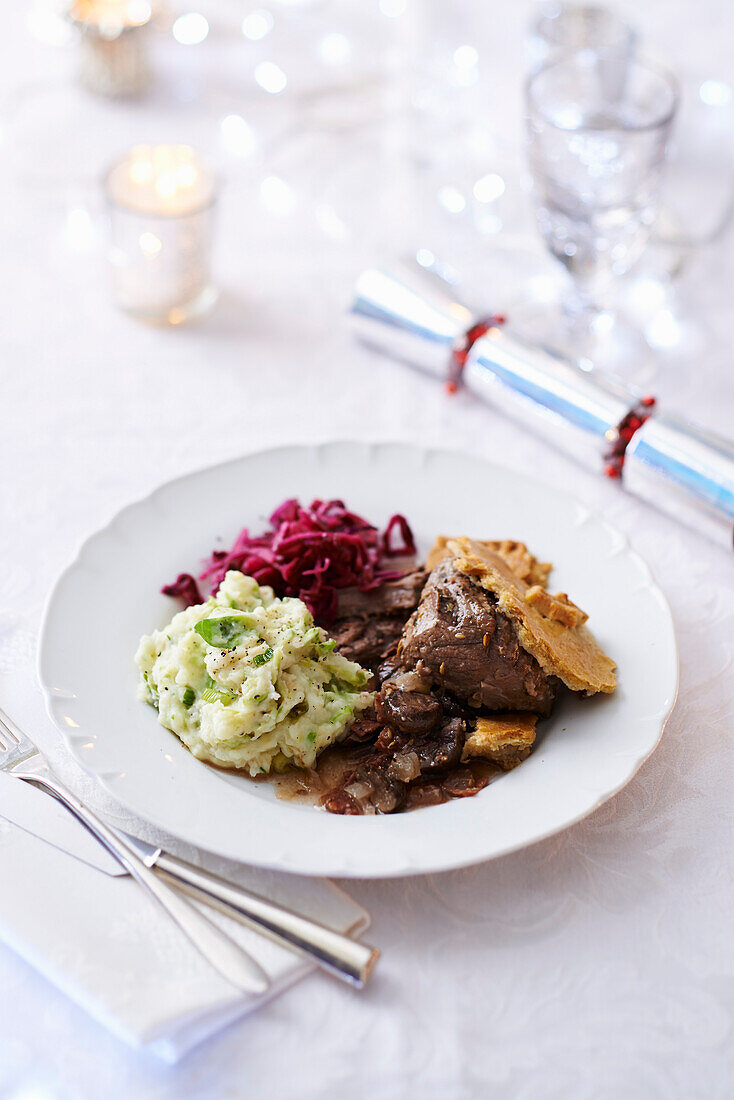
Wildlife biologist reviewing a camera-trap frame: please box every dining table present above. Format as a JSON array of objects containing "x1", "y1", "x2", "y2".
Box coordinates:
[{"x1": 1, "y1": 0, "x2": 733, "y2": 1096}]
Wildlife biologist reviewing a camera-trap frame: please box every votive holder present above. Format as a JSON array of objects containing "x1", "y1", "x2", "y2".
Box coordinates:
[
  {"x1": 104, "y1": 145, "x2": 218, "y2": 325},
  {"x1": 69, "y1": 0, "x2": 152, "y2": 98}
]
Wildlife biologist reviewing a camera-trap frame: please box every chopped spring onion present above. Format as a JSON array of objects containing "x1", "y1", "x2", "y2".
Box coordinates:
[
  {"x1": 252, "y1": 646, "x2": 274, "y2": 667},
  {"x1": 194, "y1": 616, "x2": 247, "y2": 649},
  {"x1": 182, "y1": 687, "x2": 195, "y2": 708},
  {"x1": 201, "y1": 676, "x2": 237, "y2": 705},
  {"x1": 201, "y1": 687, "x2": 234, "y2": 704}
]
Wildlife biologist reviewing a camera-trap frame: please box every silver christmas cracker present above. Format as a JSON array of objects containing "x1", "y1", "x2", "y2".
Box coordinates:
[{"x1": 351, "y1": 267, "x2": 734, "y2": 551}]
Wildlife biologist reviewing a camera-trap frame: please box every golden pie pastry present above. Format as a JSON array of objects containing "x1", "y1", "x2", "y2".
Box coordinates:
[
  {"x1": 426, "y1": 536, "x2": 552, "y2": 586},
  {"x1": 447, "y1": 537, "x2": 617, "y2": 696},
  {"x1": 462, "y1": 713, "x2": 538, "y2": 770},
  {"x1": 524, "y1": 585, "x2": 588, "y2": 627}
]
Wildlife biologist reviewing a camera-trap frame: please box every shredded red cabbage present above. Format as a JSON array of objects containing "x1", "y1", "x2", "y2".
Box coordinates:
[
  {"x1": 162, "y1": 573, "x2": 204, "y2": 606},
  {"x1": 162, "y1": 499, "x2": 416, "y2": 625}
]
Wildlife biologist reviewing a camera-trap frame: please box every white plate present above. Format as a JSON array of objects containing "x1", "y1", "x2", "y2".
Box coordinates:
[{"x1": 38, "y1": 442, "x2": 678, "y2": 878}]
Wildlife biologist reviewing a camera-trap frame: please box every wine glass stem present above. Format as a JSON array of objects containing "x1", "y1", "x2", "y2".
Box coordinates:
[{"x1": 561, "y1": 278, "x2": 603, "y2": 358}]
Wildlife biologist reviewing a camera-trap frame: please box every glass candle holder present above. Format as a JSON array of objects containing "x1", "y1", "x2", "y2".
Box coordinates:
[
  {"x1": 69, "y1": 0, "x2": 152, "y2": 98},
  {"x1": 104, "y1": 145, "x2": 218, "y2": 325}
]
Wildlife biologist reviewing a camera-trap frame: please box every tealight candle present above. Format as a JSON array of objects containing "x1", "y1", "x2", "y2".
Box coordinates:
[
  {"x1": 104, "y1": 145, "x2": 218, "y2": 324},
  {"x1": 69, "y1": 0, "x2": 152, "y2": 98}
]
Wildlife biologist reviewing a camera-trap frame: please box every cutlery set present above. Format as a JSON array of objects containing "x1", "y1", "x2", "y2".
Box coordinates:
[{"x1": 0, "y1": 707, "x2": 378, "y2": 995}]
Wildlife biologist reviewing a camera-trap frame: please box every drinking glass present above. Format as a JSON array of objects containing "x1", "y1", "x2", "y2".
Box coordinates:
[
  {"x1": 528, "y1": 4, "x2": 636, "y2": 72},
  {"x1": 528, "y1": 4, "x2": 637, "y2": 110},
  {"x1": 525, "y1": 51, "x2": 678, "y2": 375}
]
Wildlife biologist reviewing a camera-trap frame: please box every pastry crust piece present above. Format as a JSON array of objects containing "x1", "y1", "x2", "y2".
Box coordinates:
[
  {"x1": 462, "y1": 714, "x2": 538, "y2": 770},
  {"x1": 448, "y1": 537, "x2": 617, "y2": 696},
  {"x1": 426, "y1": 536, "x2": 552, "y2": 586},
  {"x1": 524, "y1": 585, "x2": 588, "y2": 628}
]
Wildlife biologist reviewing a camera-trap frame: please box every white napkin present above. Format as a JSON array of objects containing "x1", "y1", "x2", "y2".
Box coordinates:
[{"x1": 0, "y1": 813, "x2": 369, "y2": 1063}]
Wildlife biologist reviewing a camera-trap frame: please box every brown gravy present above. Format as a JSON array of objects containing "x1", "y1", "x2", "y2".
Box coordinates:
[
  {"x1": 251, "y1": 744, "x2": 502, "y2": 812},
  {"x1": 253, "y1": 744, "x2": 368, "y2": 808}
]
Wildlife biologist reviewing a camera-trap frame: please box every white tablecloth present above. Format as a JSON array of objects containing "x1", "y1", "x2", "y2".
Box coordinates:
[{"x1": 2, "y1": 1, "x2": 734, "y2": 1096}]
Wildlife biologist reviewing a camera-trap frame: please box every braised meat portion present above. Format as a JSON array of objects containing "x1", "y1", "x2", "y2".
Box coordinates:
[
  {"x1": 320, "y1": 748, "x2": 409, "y2": 815},
  {"x1": 342, "y1": 714, "x2": 383, "y2": 744},
  {"x1": 375, "y1": 688, "x2": 442, "y2": 735},
  {"x1": 329, "y1": 616, "x2": 406, "y2": 672},
  {"x1": 335, "y1": 569, "x2": 427, "y2": 618},
  {"x1": 398, "y1": 560, "x2": 557, "y2": 716},
  {"x1": 321, "y1": 711, "x2": 490, "y2": 815},
  {"x1": 321, "y1": 558, "x2": 556, "y2": 815},
  {"x1": 329, "y1": 569, "x2": 427, "y2": 669},
  {"x1": 322, "y1": 675, "x2": 472, "y2": 814},
  {"x1": 376, "y1": 714, "x2": 464, "y2": 773}
]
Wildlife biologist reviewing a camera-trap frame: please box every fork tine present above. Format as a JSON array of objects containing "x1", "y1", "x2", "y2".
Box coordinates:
[
  {"x1": 0, "y1": 707, "x2": 23, "y2": 750},
  {"x1": 0, "y1": 707, "x2": 37, "y2": 767}
]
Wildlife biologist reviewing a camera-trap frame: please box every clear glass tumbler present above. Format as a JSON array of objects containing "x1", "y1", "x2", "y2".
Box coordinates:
[{"x1": 525, "y1": 51, "x2": 678, "y2": 373}]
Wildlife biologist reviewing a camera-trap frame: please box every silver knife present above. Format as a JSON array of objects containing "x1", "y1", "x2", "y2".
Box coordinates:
[
  {"x1": 0, "y1": 772, "x2": 123, "y2": 874},
  {"x1": 0, "y1": 773, "x2": 378, "y2": 988}
]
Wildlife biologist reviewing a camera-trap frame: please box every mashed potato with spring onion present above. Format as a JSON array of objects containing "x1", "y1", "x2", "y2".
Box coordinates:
[{"x1": 135, "y1": 570, "x2": 373, "y2": 775}]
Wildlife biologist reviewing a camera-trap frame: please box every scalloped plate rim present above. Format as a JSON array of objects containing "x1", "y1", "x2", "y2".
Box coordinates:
[{"x1": 37, "y1": 440, "x2": 679, "y2": 878}]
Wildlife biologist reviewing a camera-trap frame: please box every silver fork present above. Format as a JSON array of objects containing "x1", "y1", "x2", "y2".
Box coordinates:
[{"x1": 0, "y1": 711, "x2": 270, "y2": 995}]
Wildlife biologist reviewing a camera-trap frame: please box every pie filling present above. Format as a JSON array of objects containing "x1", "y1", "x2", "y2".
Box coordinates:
[{"x1": 306, "y1": 536, "x2": 616, "y2": 815}]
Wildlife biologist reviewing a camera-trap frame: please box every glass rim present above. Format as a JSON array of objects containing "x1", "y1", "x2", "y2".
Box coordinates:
[
  {"x1": 102, "y1": 148, "x2": 219, "y2": 219},
  {"x1": 525, "y1": 51, "x2": 680, "y2": 135},
  {"x1": 534, "y1": 4, "x2": 635, "y2": 49}
]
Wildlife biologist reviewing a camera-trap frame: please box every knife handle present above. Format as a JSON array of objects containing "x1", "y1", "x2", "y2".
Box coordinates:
[
  {"x1": 15, "y1": 769, "x2": 269, "y2": 996},
  {"x1": 153, "y1": 853, "x2": 379, "y2": 988}
]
